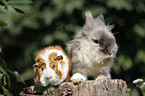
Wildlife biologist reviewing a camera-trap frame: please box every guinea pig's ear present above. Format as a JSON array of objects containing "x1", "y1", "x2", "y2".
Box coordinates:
[{"x1": 55, "y1": 55, "x2": 63, "y2": 61}]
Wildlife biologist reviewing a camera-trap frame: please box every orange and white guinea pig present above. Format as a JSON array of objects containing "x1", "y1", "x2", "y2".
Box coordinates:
[{"x1": 33, "y1": 46, "x2": 71, "y2": 86}]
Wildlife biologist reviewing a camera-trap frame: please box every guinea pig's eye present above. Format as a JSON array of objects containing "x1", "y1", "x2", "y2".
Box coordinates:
[
  {"x1": 52, "y1": 64, "x2": 56, "y2": 69},
  {"x1": 41, "y1": 67, "x2": 44, "y2": 71},
  {"x1": 36, "y1": 59, "x2": 40, "y2": 62}
]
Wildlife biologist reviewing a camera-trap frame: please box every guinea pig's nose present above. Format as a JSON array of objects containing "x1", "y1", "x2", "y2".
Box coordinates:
[{"x1": 46, "y1": 76, "x2": 52, "y2": 80}]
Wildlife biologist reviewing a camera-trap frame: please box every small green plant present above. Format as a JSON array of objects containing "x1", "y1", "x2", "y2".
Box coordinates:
[
  {"x1": 0, "y1": 49, "x2": 26, "y2": 96},
  {"x1": 128, "y1": 78, "x2": 145, "y2": 96},
  {"x1": 0, "y1": 50, "x2": 26, "y2": 95},
  {"x1": 133, "y1": 78, "x2": 145, "y2": 95},
  {"x1": 0, "y1": 1, "x2": 32, "y2": 95},
  {"x1": 0, "y1": 0, "x2": 32, "y2": 27}
]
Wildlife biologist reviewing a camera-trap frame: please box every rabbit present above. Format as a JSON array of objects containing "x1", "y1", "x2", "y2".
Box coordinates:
[
  {"x1": 67, "y1": 11, "x2": 118, "y2": 83},
  {"x1": 33, "y1": 46, "x2": 71, "y2": 86}
]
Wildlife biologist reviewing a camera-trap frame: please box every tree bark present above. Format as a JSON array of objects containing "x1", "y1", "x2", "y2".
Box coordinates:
[{"x1": 20, "y1": 79, "x2": 128, "y2": 96}]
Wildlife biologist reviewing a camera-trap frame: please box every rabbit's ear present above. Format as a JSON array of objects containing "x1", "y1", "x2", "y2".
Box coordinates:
[
  {"x1": 85, "y1": 10, "x2": 96, "y2": 27},
  {"x1": 94, "y1": 13, "x2": 106, "y2": 26}
]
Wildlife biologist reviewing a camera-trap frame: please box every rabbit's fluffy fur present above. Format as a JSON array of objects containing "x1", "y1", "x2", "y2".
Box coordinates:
[{"x1": 67, "y1": 11, "x2": 118, "y2": 83}]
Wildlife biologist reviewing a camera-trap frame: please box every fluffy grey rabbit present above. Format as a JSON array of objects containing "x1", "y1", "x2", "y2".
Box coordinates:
[{"x1": 67, "y1": 11, "x2": 118, "y2": 83}]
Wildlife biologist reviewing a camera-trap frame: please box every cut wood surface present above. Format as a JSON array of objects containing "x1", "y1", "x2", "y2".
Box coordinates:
[{"x1": 20, "y1": 79, "x2": 128, "y2": 96}]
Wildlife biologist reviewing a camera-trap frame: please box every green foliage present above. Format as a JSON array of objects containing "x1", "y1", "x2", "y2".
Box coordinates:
[
  {"x1": 0, "y1": 0, "x2": 32, "y2": 95},
  {"x1": 135, "y1": 50, "x2": 145, "y2": 63},
  {"x1": 6, "y1": 69, "x2": 26, "y2": 86},
  {"x1": 134, "y1": 22, "x2": 145, "y2": 38},
  {"x1": 0, "y1": 66, "x2": 11, "y2": 87},
  {"x1": 0, "y1": 0, "x2": 32, "y2": 27},
  {"x1": 0, "y1": 19, "x2": 7, "y2": 27},
  {"x1": 0, "y1": 53, "x2": 26, "y2": 95},
  {"x1": 7, "y1": 0, "x2": 32, "y2": 4},
  {"x1": 106, "y1": 0, "x2": 132, "y2": 11},
  {"x1": 132, "y1": 78, "x2": 145, "y2": 96},
  {"x1": 119, "y1": 55, "x2": 133, "y2": 70},
  {"x1": 0, "y1": 0, "x2": 145, "y2": 95},
  {"x1": 0, "y1": 82, "x2": 13, "y2": 96}
]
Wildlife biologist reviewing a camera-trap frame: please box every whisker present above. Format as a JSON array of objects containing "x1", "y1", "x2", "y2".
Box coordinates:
[{"x1": 113, "y1": 32, "x2": 120, "y2": 35}]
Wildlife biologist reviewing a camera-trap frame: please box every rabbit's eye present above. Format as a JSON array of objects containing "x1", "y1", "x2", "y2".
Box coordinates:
[
  {"x1": 52, "y1": 64, "x2": 56, "y2": 69},
  {"x1": 93, "y1": 39, "x2": 99, "y2": 44}
]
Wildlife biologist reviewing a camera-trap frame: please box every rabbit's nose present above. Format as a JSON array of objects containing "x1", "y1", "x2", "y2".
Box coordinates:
[{"x1": 101, "y1": 47, "x2": 111, "y2": 55}]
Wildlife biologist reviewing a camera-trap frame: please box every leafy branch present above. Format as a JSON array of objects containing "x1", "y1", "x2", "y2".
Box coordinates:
[
  {"x1": 0, "y1": 0, "x2": 32, "y2": 27},
  {"x1": 0, "y1": 51, "x2": 26, "y2": 95},
  {"x1": 0, "y1": 0, "x2": 32, "y2": 94}
]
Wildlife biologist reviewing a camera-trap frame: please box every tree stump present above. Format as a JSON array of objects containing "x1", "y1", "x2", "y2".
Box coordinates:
[{"x1": 20, "y1": 79, "x2": 128, "y2": 96}]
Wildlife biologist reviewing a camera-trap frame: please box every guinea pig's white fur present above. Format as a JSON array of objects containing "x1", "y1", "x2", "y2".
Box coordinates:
[
  {"x1": 40, "y1": 66, "x2": 59, "y2": 86},
  {"x1": 34, "y1": 46, "x2": 71, "y2": 86}
]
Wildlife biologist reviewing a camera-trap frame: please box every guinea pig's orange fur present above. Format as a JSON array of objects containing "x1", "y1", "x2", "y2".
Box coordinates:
[
  {"x1": 48, "y1": 52, "x2": 57, "y2": 62},
  {"x1": 49, "y1": 62, "x2": 62, "y2": 80},
  {"x1": 64, "y1": 56, "x2": 71, "y2": 82},
  {"x1": 33, "y1": 61, "x2": 46, "y2": 85},
  {"x1": 33, "y1": 46, "x2": 72, "y2": 85}
]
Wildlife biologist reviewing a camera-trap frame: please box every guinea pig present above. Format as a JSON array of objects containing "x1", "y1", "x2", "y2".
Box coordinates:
[{"x1": 33, "y1": 46, "x2": 71, "y2": 87}]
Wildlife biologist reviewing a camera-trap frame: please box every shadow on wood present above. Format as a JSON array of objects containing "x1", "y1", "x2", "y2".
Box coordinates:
[{"x1": 20, "y1": 79, "x2": 128, "y2": 96}]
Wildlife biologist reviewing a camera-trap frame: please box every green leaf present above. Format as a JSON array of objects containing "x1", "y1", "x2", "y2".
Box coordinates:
[
  {"x1": 0, "y1": 73, "x2": 4, "y2": 80},
  {"x1": 0, "y1": 82, "x2": 13, "y2": 96},
  {"x1": 6, "y1": 69, "x2": 26, "y2": 86},
  {"x1": 118, "y1": 55, "x2": 133, "y2": 70},
  {"x1": 0, "y1": 51, "x2": 6, "y2": 67},
  {"x1": 7, "y1": 0, "x2": 33, "y2": 4},
  {"x1": 135, "y1": 50, "x2": 145, "y2": 63},
  {"x1": 14, "y1": 8, "x2": 25, "y2": 14},
  {"x1": 134, "y1": 24, "x2": 145, "y2": 38},
  {"x1": 107, "y1": 0, "x2": 132, "y2": 11},
  {"x1": 0, "y1": 67, "x2": 10, "y2": 87},
  {"x1": 0, "y1": 0, "x2": 8, "y2": 7},
  {"x1": 0, "y1": 19, "x2": 7, "y2": 27}
]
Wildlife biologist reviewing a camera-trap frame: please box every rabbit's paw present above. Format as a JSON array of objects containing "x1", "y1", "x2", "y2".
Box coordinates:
[
  {"x1": 71, "y1": 73, "x2": 87, "y2": 84},
  {"x1": 95, "y1": 75, "x2": 107, "y2": 80}
]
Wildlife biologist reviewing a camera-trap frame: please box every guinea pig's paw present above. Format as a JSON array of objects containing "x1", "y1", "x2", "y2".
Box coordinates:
[
  {"x1": 95, "y1": 75, "x2": 107, "y2": 80},
  {"x1": 71, "y1": 73, "x2": 87, "y2": 84}
]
